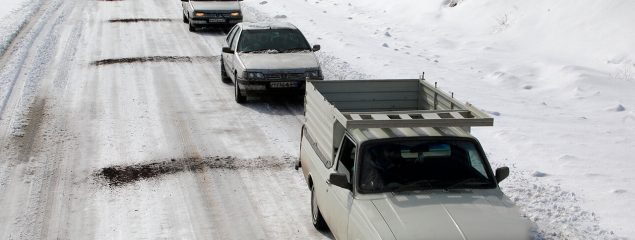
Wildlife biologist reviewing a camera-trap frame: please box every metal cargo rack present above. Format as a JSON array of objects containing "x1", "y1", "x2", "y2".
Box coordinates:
[
  {"x1": 306, "y1": 77, "x2": 493, "y2": 131},
  {"x1": 303, "y1": 76, "x2": 494, "y2": 162}
]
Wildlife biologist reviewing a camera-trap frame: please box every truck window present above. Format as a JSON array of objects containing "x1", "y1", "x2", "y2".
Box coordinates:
[
  {"x1": 358, "y1": 139, "x2": 496, "y2": 193},
  {"x1": 336, "y1": 136, "x2": 356, "y2": 182}
]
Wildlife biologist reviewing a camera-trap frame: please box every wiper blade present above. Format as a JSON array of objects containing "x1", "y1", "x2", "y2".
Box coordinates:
[
  {"x1": 282, "y1": 48, "x2": 310, "y2": 53},
  {"x1": 390, "y1": 180, "x2": 435, "y2": 193},
  {"x1": 241, "y1": 49, "x2": 279, "y2": 54},
  {"x1": 444, "y1": 178, "x2": 487, "y2": 190}
]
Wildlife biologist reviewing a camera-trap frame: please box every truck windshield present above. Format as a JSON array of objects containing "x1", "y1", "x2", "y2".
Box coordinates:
[
  {"x1": 358, "y1": 139, "x2": 496, "y2": 193},
  {"x1": 237, "y1": 29, "x2": 311, "y2": 53}
]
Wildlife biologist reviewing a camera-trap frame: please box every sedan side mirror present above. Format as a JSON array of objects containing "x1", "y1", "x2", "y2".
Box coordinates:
[
  {"x1": 329, "y1": 173, "x2": 351, "y2": 190},
  {"x1": 222, "y1": 47, "x2": 235, "y2": 54},
  {"x1": 495, "y1": 167, "x2": 510, "y2": 183},
  {"x1": 312, "y1": 44, "x2": 321, "y2": 52}
]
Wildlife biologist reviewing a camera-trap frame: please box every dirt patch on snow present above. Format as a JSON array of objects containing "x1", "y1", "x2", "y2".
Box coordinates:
[
  {"x1": 96, "y1": 155, "x2": 295, "y2": 186},
  {"x1": 108, "y1": 18, "x2": 174, "y2": 23},
  {"x1": 90, "y1": 56, "x2": 219, "y2": 66}
]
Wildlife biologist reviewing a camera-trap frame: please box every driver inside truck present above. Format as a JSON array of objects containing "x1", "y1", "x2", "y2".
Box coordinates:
[{"x1": 361, "y1": 144, "x2": 406, "y2": 191}]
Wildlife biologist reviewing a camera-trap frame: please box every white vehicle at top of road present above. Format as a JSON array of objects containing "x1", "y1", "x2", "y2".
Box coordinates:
[
  {"x1": 298, "y1": 78, "x2": 531, "y2": 240},
  {"x1": 181, "y1": 0, "x2": 243, "y2": 32},
  {"x1": 221, "y1": 22, "x2": 323, "y2": 103}
]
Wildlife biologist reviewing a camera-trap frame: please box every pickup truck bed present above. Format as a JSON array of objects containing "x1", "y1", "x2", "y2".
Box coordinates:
[{"x1": 304, "y1": 78, "x2": 493, "y2": 161}]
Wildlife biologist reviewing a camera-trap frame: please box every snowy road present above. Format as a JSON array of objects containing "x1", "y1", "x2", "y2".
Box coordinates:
[
  {"x1": 0, "y1": 0, "x2": 328, "y2": 239},
  {"x1": 1, "y1": 0, "x2": 634, "y2": 239}
]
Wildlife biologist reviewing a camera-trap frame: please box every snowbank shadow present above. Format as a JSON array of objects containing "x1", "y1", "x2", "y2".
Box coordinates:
[
  {"x1": 90, "y1": 56, "x2": 219, "y2": 66},
  {"x1": 96, "y1": 156, "x2": 294, "y2": 186}
]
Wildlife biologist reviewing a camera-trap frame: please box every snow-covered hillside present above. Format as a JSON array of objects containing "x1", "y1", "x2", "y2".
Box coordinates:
[{"x1": 243, "y1": 0, "x2": 635, "y2": 238}]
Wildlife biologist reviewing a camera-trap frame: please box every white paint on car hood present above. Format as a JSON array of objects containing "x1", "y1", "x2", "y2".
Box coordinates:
[
  {"x1": 371, "y1": 190, "x2": 529, "y2": 240},
  {"x1": 238, "y1": 52, "x2": 320, "y2": 71},
  {"x1": 191, "y1": 1, "x2": 240, "y2": 11}
]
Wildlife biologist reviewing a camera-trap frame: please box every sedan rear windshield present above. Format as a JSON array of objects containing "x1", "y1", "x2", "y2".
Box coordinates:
[
  {"x1": 237, "y1": 29, "x2": 311, "y2": 53},
  {"x1": 358, "y1": 139, "x2": 496, "y2": 193}
]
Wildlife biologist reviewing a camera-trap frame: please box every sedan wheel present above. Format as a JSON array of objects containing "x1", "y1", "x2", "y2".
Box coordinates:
[
  {"x1": 234, "y1": 80, "x2": 246, "y2": 103},
  {"x1": 220, "y1": 58, "x2": 231, "y2": 83}
]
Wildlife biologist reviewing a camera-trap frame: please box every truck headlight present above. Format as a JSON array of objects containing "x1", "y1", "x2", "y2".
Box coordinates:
[
  {"x1": 246, "y1": 72, "x2": 265, "y2": 79},
  {"x1": 230, "y1": 12, "x2": 241, "y2": 17},
  {"x1": 195, "y1": 12, "x2": 205, "y2": 17}
]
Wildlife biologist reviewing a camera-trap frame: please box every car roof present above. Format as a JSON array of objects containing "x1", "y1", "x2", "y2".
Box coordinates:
[{"x1": 237, "y1": 22, "x2": 299, "y2": 30}]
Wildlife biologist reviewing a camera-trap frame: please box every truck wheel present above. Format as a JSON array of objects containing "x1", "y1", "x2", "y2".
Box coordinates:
[
  {"x1": 189, "y1": 23, "x2": 196, "y2": 32},
  {"x1": 234, "y1": 81, "x2": 246, "y2": 103},
  {"x1": 220, "y1": 58, "x2": 231, "y2": 83},
  {"x1": 311, "y1": 185, "x2": 328, "y2": 230},
  {"x1": 183, "y1": 14, "x2": 189, "y2": 23}
]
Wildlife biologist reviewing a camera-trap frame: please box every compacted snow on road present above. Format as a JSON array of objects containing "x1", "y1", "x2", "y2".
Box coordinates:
[
  {"x1": 0, "y1": 0, "x2": 325, "y2": 239},
  {"x1": 0, "y1": 0, "x2": 633, "y2": 239}
]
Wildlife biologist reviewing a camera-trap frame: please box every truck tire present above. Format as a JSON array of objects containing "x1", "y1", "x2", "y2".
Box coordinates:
[
  {"x1": 234, "y1": 80, "x2": 246, "y2": 103},
  {"x1": 189, "y1": 22, "x2": 196, "y2": 32},
  {"x1": 183, "y1": 14, "x2": 189, "y2": 23},
  {"x1": 221, "y1": 58, "x2": 231, "y2": 83},
  {"x1": 311, "y1": 185, "x2": 328, "y2": 230}
]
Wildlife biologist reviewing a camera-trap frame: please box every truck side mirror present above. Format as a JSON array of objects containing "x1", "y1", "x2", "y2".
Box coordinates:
[
  {"x1": 495, "y1": 167, "x2": 510, "y2": 183},
  {"x1": 329, "y1": 173, "x2": 352, "y2": 190},
  {"x1": 222, "y1": 47, "x2": 235, "y2": 54},
  {"x1": 312, "y1": 44, "x2": 321, "y2": 52}
]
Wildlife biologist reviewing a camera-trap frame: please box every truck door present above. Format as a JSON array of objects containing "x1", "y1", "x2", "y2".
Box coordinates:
[{"x1": 325, "y1": 136, "x2": 356, "y2": 240}]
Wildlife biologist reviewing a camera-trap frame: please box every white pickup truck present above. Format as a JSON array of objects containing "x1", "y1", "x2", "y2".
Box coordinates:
[{"x1": 298, "y1": 78, "x2": 530, "y2": 240}]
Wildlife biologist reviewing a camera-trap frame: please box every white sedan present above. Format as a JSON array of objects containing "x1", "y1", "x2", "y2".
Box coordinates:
[{"x1": 220, "y1": 22, "x2": 323, "y2": 103}]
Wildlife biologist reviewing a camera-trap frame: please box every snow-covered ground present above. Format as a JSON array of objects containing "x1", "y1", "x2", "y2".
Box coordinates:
[
  {"x1": 0, "y1": 0, "x2": 43, "y2": 55},
  {"x1": 0, "y1": 0, "x2": 633, "y2": 239}
]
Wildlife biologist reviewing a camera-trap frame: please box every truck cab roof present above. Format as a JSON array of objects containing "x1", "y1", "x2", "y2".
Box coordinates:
[{"x1": 347, "y1": 126, "x2": 475, "y2": 144}]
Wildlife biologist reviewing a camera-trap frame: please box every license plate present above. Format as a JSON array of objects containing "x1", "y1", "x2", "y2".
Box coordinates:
[
  {"x1": 209, "y1": 19, "x2": 225, "y2": 23},
  {"x1": 270, "y1": 82, "x2": 297, "y2": 88}
]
